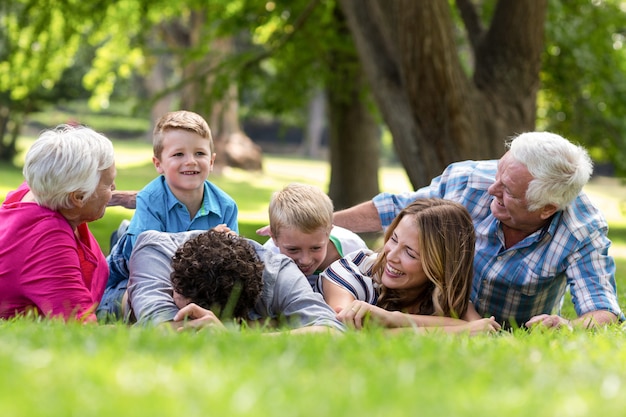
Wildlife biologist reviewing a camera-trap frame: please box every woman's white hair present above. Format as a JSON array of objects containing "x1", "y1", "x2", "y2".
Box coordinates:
[
  {"x1": 23, "y1": 124, "x2": 115, "y2": 211},
  {"x1": 507, "y1": 132, "x2": 592, "y2": 211}
]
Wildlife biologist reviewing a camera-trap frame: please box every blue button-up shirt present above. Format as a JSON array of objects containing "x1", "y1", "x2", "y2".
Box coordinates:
[
  {"x1": 373, "y1": 160, "x2": 622, "y2": 325},
  {"x1": 106, "y1": 176, "x2": 239, "y2": 288}
]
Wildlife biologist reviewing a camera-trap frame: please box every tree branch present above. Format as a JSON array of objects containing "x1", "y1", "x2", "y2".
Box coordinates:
[
  {"x1": 241, "y1": 0, "x2": 322, "y2": 70},
  {"x1": 455, "y1": 0, "x2": 483, "y2": 53}
]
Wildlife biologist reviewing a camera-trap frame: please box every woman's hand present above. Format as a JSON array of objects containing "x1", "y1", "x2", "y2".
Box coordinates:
[
  {"x1": 336, "y1": 300, "x2": 389, "y2": 330},
  {"x1": 462, "y1": 316, "x2": 501, "y2": 335}
]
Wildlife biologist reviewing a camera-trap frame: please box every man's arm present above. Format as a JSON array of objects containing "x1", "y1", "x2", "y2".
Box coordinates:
[
  {"x1": 173, "y1": 303, "x2": 338, "y2": 334},
  {"x1": 332, "y1": 200, "x2": 382, "y2": 233},
  {"x1": 108, "y1": 190, "x2": 137, "y2": 209}
]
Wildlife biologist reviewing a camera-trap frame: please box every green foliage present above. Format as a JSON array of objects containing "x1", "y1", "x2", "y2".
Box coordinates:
[
  {"x1": 240, "y1": 0, "x2": 361, "y2": 118},
  {"x1": 540, "y1": 0, "x2": 626, "y2": 173},
  {"x1": 1, "y1": 1, "x2": 77, "y2": 100}
]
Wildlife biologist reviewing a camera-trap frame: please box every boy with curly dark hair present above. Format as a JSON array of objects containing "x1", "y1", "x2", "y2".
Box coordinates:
[
  {"x1": 126, "y1": 229, "x2": 344, "y2": 333},
  {"x1": 170, "y1": 230, "x2": 263, "y2": 320}
]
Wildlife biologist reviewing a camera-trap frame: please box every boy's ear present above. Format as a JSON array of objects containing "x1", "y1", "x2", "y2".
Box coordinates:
[
  {"x1": 153, "y1": 156, "x2": 164, "y2": 174},
  {"x1": 209, "y1": 153, "x2": 216, "y2": 172}
]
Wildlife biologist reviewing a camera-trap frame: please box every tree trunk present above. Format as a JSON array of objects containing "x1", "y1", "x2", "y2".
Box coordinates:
[
  {"x1": 339, "y1": 0, "x2": 547, "y2": 189},
  {"x1": 144, "y1": 53, "x2": 176, "y2": 141},
  {"x1": 327, "y1": 5, "x2": 380, "y2": 210},
  {"x1": 159, "y1": 11, "x2": 262, "y2": 172},
  {"x1": 327, "y1": 74, "x2": 380, "y2": 210},
  {"x1": 301, "y1": 89, "x2": 326, "y2": 159}
]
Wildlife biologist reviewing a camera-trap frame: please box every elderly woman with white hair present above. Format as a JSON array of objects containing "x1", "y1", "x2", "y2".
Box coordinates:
[{"x1": 0, "y1": 125, "x2": 116, "y2": 322}]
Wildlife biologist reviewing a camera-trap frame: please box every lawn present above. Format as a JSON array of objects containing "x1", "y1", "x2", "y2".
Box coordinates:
[{"x1": 2, "y1": 136, "x2": 626, "y2": 417}]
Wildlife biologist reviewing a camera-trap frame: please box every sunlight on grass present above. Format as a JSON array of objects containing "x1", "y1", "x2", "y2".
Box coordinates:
[
  {"x1": 1, "y1": 137, "x2": 624, "y2": 281},
  {"x1": 1, "y1": 321, "x2": 626, "y2": 417},
  {"x1": 220, "y1": 157, "x2": 411, "y2": 223}
]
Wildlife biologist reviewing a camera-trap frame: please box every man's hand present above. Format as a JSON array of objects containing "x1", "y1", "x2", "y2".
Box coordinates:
[
  {"x1": 173, "y1": 303, "x2": 227, "y2": 331},
  {"x1": 527, "y1": 310, "x2": 618, "y2": 330},
  {"x1": 525, "y1": 314, "x2": 572, "y2": 330}
]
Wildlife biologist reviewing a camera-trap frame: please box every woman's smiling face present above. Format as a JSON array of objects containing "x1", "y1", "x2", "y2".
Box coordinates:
[{"x1": 381, "y1": 214, "x2": 428, "y2": 291}]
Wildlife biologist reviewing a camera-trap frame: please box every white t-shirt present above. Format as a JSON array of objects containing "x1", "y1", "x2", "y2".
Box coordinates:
[{"x1": 263, "y1": 225, "x2": 368, "y2": 288}]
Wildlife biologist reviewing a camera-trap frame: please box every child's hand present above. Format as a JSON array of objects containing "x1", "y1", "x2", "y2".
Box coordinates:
[
  {"x1": 173, "y1": 303, "x2": 227, "y2": 331},
  {"x1": 212, "y1": 224, "x2": 237, "y2": 235},
  {"x1": 256, "y1": 225, "x2": 271, "y2": 236}
]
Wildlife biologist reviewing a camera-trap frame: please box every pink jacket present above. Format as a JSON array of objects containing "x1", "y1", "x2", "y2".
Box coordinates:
[{"x1": 0, "y1": 183, "x2": 108, "y2": 322}]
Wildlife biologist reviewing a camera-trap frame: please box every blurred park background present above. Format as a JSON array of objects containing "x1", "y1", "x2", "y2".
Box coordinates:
[{"x1": 1, "y1": 0, "x2": 626, "y2": 243}]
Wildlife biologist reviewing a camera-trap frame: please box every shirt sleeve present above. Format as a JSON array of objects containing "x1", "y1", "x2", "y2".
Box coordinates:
[
  {"x1": 222, "y1": 202, "x2": 239, "y2": 234},
  {"x1": 267, "y1": 255, "x2": 346, "y2": 331},
  {"x1": 567, "y1": 228, "x2": 623, "y2": 318},
  {"x1": 126, "y1": 232, "x2": 179, "y2": 325},
  {"x1": 126, "y1": 191, "x2": 167, "y2": 250},
  {"x1": 372, "y1": 162, "x2": 467, "y2": 229},
  {"x1": 319, "y1": 249, "x2": 378, "y2": 304}
]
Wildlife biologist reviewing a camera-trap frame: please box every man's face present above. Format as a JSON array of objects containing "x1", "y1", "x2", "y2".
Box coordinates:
[{"x1": 487, "y1": 152, "x2": 551, "y2": 235}]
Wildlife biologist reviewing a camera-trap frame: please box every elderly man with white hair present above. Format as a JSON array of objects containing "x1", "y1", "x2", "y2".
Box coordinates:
[{"x1": 333, "y1": 132, "x2": 623, "y2": 329}]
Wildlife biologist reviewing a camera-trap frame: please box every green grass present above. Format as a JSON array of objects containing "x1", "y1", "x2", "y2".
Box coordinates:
[
  {"x1": 1, "y1": 320, "x2": 626, "y2": 417},
  {"x1": 2, "y1": 137, "x2": 626, "y2": 417}
]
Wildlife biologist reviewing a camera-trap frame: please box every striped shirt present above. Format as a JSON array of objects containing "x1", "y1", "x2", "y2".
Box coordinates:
[
  {"x1": 372, "y1": 160, "x2": 622, "y2": 325},
  {"x1": 318, "y1": 249, "x2": 380, "y2": 304}
]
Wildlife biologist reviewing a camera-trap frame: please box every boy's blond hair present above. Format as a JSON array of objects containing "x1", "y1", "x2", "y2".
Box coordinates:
[
  {"x1": 152, "y1": 110, "x2": 214, "y2": 159},
  {"x1": 269, "y1": 183, "x2": 334, "y2": 238}
]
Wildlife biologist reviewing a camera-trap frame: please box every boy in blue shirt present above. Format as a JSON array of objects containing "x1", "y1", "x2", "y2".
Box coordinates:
[{"x1": 97, "y1": 110, "x2": 238, "y2": 321}]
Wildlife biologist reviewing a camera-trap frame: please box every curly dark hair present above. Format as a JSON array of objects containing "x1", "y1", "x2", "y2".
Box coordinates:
[{"x1": 170, "y1": 230, "x2": 264, "y2": 320}]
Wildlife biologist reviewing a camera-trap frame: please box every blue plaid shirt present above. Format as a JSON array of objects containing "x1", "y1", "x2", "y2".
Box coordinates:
[{"x1": 373, "y1": 160, "x2": 622, "y2": 325}]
